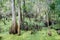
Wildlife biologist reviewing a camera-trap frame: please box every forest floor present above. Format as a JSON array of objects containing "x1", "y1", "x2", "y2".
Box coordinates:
[
  {"x1": 0, "y1": 20, "x2": 60, "y2": 40},
  {"x1": 0, "y1": 29, "x2": 60, "y2": 40}
]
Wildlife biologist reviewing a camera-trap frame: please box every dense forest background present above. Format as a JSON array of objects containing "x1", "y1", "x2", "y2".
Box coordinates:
[{"x1": 0, "y1": 0, "x2": 60, "y2": 40}]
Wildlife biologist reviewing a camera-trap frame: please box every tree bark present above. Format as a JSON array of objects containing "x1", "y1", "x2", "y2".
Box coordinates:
[
  {"x1": 17, "y1": 0, "x2": 21, "y2": 35},
  {"x1": 9, "y1": 0, "x2": 18, "y2": 34}
]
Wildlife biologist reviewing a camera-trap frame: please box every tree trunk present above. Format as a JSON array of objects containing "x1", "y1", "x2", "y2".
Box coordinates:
[
  {"x1": 9, "y1": 0, "x2": 18, "y2": 34},
  {"x1": 47, "y1": 9, "x2": 52, "y2": 36},
  {"x1": 17, "y1": 0, "x2": 21, "y2": 35}
]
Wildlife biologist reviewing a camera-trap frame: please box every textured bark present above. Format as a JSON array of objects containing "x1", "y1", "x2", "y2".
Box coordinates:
[
  {"x1": 9, "y1": 0, "x2": 17, "y2": 34},
  {"x1": 9, "y1": 22, "x2": 18, "y2": 34},
  {"x1": 17, "y1": 0, "x2": 21, "y2": 35}
]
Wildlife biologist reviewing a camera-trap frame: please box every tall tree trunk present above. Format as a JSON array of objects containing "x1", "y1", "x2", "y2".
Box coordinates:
[
  {"x1": 9, "y1": 0, "x2": 18, "y2": 34},
  {"x1": 17, "y1": 0, "x2": 21, "y2": 35},
  {"x1": 47, "y1": 9, "x2": 52, "y2": 36}
]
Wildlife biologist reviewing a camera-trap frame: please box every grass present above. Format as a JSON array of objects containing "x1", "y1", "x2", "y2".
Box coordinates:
[
  {"x1": 0, "y1": 29, "x2": 60, "y2": 40},
  {"x1": 0, "y1": 19, "x2": 60, "y2": 40}
]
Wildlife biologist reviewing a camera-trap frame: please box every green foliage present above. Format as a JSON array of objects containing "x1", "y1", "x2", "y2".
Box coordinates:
[
  {"x1": 0, "y1": 19, "x2": 11, "y2": 33},
  {"x1": 24, "y1": 18, "x2": 45, "y2": 28},
  {"x1": 52, "y1": 24, "x2": 60, "y2": 29},
  {"x1": 50, "y1": 3, "x2": 55, "y2": 10},
  {"x1": 0, "y1": 0, "x2": 60, "y2": 40},
  {"x1": 0, "y1": 28, "x2": 60, "y2": 40}
]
